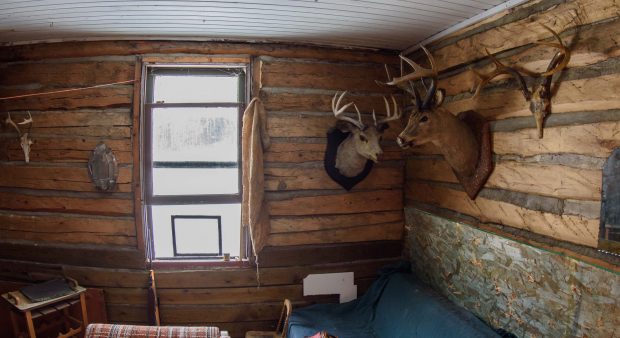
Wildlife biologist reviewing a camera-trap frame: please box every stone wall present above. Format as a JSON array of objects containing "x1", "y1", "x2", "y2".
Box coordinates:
[{"x1": 405, "y1": 208, "x2": 620, "y2": 338}]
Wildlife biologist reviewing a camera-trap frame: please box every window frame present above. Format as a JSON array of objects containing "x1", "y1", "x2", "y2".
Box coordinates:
[{"x1": 141, "y1": 62, "x2": 250, "y2": 263}]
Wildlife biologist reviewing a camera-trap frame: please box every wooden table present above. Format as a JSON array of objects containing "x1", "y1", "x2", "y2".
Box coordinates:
[{"x1": 2, "y1": 286, "x2": 88, "y2": 338}]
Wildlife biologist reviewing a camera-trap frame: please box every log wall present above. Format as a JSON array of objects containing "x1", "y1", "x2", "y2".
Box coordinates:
[
  {"x1": 0, "y1": 41, "x2": 403, "y2": 337},
  {"x1": 404, "y1": 0, "x2": 620, "y2": 249},
  {"x1": 403, "y1": 0, "x2": 620, "y2": 336}
]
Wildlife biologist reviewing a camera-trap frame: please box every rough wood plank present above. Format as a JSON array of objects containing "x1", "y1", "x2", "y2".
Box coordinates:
[
  {"x1": 131, "y1": 61, "x2": 145, "y2": 252},
  {"x1": 431, "y1": 0, "x2": 620, "y2": 71},
  {"x1": 0, "y1": 41, "x2": 396, "y2": 64},
  {"x1": 407, "y1": 158, "x2": 602, "y2": 201},
  {"x1": 0, "y1": 165, "x2": 132, "y2": 193},
  {"x1": 264, "y1": 142, "x2": 402, "y2": 163},
  {"x1": 62, "y1": 266, "x2": 148, "y2": 288},
  {"x1": 267, "y1": 221, "x2": 403, "y2": 246},
  {"x1": 0, "y1": 229, "x2": 136, "y2": 246},
  {"x1": 142, "y1": 55, "x2": 250, "y2": 63},
  {"x1": 155, "y1": 257, "x2": 396, "y2": 288},
  {"x1": 4, "y1": 109, "x2": 131, "y2": 127},
  {"x1": 494, "y1": 121, "x2": 620, "y2": 158},
  {"x1": 0, "y1": 242, "x2": 145, "y2": 269},
  {"x1": 260, "y1": 91, "x2": 391, "y2": 113},
  {"x1": 0, "y1": 212, "x2": 135, "y2": 245},
  {"x1": 0, "y1": 86, "x2": 132, "y2": 111},
  {"x1": 261, "y1": 60, "x2": 391, "y2": 92},
  {"x1": 270, "y1": 210, "x2": 403, "y2": 233},
  {"x1": 0, "y1": 136, "x2": 132, "y2": 164},
  {"x1": 264, "y1": 166, "x2": 403, "y2": 191},
  {"x1": 106, "y1": 304, "x2": 147, "y2": 323},
  {"x1": 439, "y1": 17, "x2": 620, "y2": 97},
  {"x1": 406, "y1": 181, "x2": 599, "y2": 247},
  {"x1": 29, "y1": 126, "x2": 131, "y2": 138},
  {"x1": 267, "y1": 113, "x2": 402, "y2": 139},
  {"x1": 106, "y1": 285, "x2": 335, "y2": 306},
  {"x1": 0, "y1": 258, "x2": 64, "y2": 282},
  {"x1": 0, "y1": 191, "x2": 133, "y2": 216},
  {"x1": 268, "y1": 189, "x2": 402, "y2": 216},
  {"x1": 444, "y1": 73, "x2": 620, "y2": 120},
  {"x1": 0, "y1": 61, "x2": 135, "y2": 87},
  {"x1": 258, "y1": 241, "x2": 402, "y2": 268},
  {"x1": 158, "y1": 302, "x2": 295, "y2": 323},
  {"x1": 427, "y1": 0, "x2": 556, "y2": 52}
]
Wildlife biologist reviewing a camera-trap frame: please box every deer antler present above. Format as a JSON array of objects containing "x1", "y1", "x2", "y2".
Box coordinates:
[
  {"x1": 373, "y1": 96, "x2": 402, "y2": 125},
  {"x1": 5, "y1": 112, "x2": 34, "y2": 163},
  {"x1": 386, "y1": 46, "x2": 437, "y2": 86},
  {"x1": 332, "y1": 91, "x2": 365, "y2": 130},
  {"x1": 535, "y1": 24, "x2": 570, "y2": 77},
  {"x1": 473, "y1": 24, "x2": 571, "y2": 139},
  {"x1": 5, "y1": 112, "x2": 21, "y2": 135},
  {"x1": 473, "y1": 49, "x2": 531, "y2": 101},
  {"x1": 18, "y1": 111, "x2": 33, "y2": 126},
  {"x1": 384, "y1": 46, "x2": 440, "y2": 112}
]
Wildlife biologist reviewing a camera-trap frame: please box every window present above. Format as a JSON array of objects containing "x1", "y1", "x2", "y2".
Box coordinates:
[{"x1": 143, "y1": 65, "x2": 247, "y2": 261}]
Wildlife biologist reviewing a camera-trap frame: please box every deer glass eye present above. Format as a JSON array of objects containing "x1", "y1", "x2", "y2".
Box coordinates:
[
  {"x1": 359, "y1": 134, "x2": 368, "y2": 142},
  {"x1": 420, "y1": 116, "x2": 429, "y2": 123}
]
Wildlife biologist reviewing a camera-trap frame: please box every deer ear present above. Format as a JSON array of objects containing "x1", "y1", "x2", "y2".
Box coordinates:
[
  {"x1": 433, "y1": 88, "x2": 445, "y2": 107},
  {"x1": 335, "y1": 120, "x2": 356, "y2": 132}
]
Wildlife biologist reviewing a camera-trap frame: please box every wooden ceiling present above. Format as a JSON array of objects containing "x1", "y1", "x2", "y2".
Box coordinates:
[{"x1": 0, "y1": 0, "x2": 516, "y2": 51}]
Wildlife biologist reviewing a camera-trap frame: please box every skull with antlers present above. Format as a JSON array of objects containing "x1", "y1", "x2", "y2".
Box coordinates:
[
  {"x1": 474, "y1": 24, "x2": 571, "y2": 138},
  {"x1": 5, "y1": 111, "x2": 34, "y2": 163}
]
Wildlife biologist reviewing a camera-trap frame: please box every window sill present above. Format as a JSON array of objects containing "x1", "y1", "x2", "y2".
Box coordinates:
[{"x1": 150, "y1": 259, "x2": 251, "y2": 270}]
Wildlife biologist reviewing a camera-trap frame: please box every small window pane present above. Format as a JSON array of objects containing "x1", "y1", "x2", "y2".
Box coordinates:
[
  {"x1": 152, "y1": 107, "x2": 238, "y2": 163},
  {"x1": 152, "y1": 204, "x2": 240, "y2": 259},
  {"x1": 153, "y1": 74, "x2": 239, "y2": 103},
  {"x1": 153, "y1": 108, "x2": 239, "y2": 162},
  {"x1": 173, "y1": 217, "x2": 221, "y2": 256},
  {"x1": 152, "y1": 168, "x2": 238, "y2": 195}
]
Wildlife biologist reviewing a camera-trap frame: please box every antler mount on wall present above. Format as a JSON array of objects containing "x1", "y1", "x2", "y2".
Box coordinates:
[
  {"x1": 324, "y1": 91, "x2": 401, "y2": 191},
  {"x1": 474, "y1": 24, "x2": 571, "y2": 138},
  {"x1": 385, "y1": 47, "x2": 493, "y2": 199},
  {"x1": 4, "y1": 111, "x2": 34, "y2": 163}
]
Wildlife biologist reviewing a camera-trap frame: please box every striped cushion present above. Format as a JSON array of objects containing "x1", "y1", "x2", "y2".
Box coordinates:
[{"x1": 86, "y1": 324, "x2": 220, "y2": 338}]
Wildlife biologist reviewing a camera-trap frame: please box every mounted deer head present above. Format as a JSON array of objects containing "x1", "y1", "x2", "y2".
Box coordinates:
[
  {"x1": 5, "y1": 111, "x2": 33, "y2": 163},
  {"x1": 474, "y1": 24, "x2": 570, "y2": 138},
  {"x1": 324, "y1": 91, "x2": 400, "y2": 190},
  {"x1": 384, "y1": 47, "x2": 493, "y2": 199}
]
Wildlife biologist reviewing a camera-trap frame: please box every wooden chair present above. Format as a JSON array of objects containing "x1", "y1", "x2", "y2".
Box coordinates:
[{"x1": 246, "y1": 299, "x2": 292, "y2": 338}]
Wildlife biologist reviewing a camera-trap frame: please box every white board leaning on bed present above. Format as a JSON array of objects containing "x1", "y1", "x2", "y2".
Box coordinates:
[{"x1": 303, "y1": 272, "x2": 357, "y2": 303}]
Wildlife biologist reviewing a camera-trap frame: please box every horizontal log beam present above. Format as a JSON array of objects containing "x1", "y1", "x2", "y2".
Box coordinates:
[
  {"x1": 0, "y1": 242, "x2": 145, "y2": 269},
  {"x1": 0, "y1": 164, "x2": 132, "y2": 193},
  {"x1": 155, "y1": 257, "x2": 398, "y2": 288},
  {"x1": 0, "y1": 41, "x2": 397, "y2": 64},
  {"x1": 429, "y1": 0, "x2": 619, "y2": 71},
  {"x1": 270, "y1": 210, "x2": 403, "y2": 233},
  {"x1": 0, "y1": 61, "x2": 135, "y2": 87},
  {"x1": 267, "y1": 112, "x2": 402, "y2": 140},
  {"x1": 406, "y1": 181, "x2": 599, "y2": 247},
  {"x1": 261, "y1": 59, "x2": 393, "y2": 92},
  {"x1": 494, "y1": 121, "x2": 620, "y2": 158},
  {"x1": 267, "y1": 221, "x2": 403, "y2": 246},
  {"x1": 268, "y1": 189, "x2": 402, "y2": 216},
  {"x1": 0, "y1": 191, "x2": 133, "y2": 216},
  {"x1": 407, "y1": 158, "x2": 602, "y2": 201},
  {"x1": 0, "y1": 86, "x2": 132, "y2": 111},
  {"x1": 264, "y1": 166, "x2": 403, "y2": 191}
]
